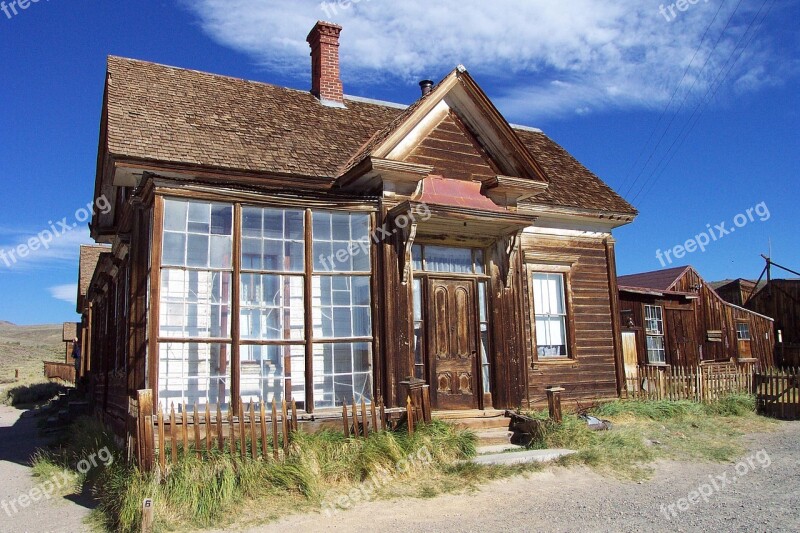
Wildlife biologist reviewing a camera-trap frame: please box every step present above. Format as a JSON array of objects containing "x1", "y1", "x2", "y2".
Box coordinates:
[
  {"x1": 471, "y1": 449, "x2": 576, "y2": 466},
  {"x1": 474, "y1": 428, "x2": 513, "y2": 446},
  {"x1": 435, "y1": 410, "x2": 510, "y2": 430},
  {"x1": 476, "y1": 443, "x2": 523, "y2": 455}
]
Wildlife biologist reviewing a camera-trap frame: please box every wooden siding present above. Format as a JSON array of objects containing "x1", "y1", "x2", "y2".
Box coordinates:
[
  {"x1": 520, "y1": 233, "x2": 619, "y2": 407},
  {"x1": 747, "y1": 280, "x2": 800, "y2": 366},
  {"x1": 620, "y1": 268, "x2": 774, "y2": 368},
  {"x1": 405, "y1": 111, "x2": 501, "y2": 182}
]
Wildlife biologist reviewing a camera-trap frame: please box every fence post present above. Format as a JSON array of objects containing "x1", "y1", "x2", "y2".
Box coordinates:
[
  {"x1": 141, "y1": 498, "x2": 154, "y2": 533},
  {"x1": 546, "y1": 386, "x2": 565, "y2": 424},
  {"x1": 136, "y1": 390, "x2": 154, "y2": 473}
]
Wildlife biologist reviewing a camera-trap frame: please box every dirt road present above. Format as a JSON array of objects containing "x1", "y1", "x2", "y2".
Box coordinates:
[
  {"x1": 0, "y1": 404, "x2": 91, "y2": 533},
  {"x1": 251, "y1": 421, "x2": 800, "y2": 533}
]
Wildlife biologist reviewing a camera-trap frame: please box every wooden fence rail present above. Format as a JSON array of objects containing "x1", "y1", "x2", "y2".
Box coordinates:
[
  {"x1": 754, "y1": 367, "x2": 800, "y2": 420},
  {"x1": 625, "y1": 364, "x2": 754, "y2": 402},
  {"x1": 134, "y1": 392, "x2": 408, "y2": 473},
  {"x1": 43, "y1": 362, "x2": 75, "y2": 384}
]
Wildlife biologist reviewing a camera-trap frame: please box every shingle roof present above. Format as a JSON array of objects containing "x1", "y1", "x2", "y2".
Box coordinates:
[
  {"x1": 104, "y1": 56, "x2": 636, "y2": 216},
  {"x1": 77, "y1": 244, "x2": 109, "y2": 313},
  {"x1": 618, "y1": 266, "x2": 692, "y2": 292}
]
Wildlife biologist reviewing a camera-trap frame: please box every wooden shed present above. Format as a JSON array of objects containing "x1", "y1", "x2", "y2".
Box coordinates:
[
  {"x1": 618, "y1": 266, "x2": 774, "y2": 370},
  {"x1": 745, "y1": 279, "x2": 800, "y2": 367}
]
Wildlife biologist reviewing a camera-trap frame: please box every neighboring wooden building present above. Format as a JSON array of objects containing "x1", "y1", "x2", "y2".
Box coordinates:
[
  {"x1": 710, "y1": 278, "x2": 762, "y2": 307},
  {"x1": 80, "y1": 21, "x2": 638, "y2": 435},
  {"x1": 62, "y1": 322, "x2": 79, "y2": 363},
  {"x1": 618, "y1": 266, "x2": 774, "y2": 371},
  {"x1": 744, "y1": 279, "x2": 800, "y2": 367}
]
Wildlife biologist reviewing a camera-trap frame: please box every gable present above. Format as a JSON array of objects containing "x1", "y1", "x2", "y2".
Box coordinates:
[{"x1": 404, "y1": 111, "x2": 501, "y2": 182}]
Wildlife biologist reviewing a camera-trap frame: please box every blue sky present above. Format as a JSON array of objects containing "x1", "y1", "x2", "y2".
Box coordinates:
[{"x1": 0, "y1": 0, "x2": 797, "y2": 325}]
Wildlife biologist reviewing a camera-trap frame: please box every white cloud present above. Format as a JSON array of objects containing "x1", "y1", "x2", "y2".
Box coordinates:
[
  {"x1": 49, "y1": 284, "x2": 78, "y2": 304},
  {"x1": 180, "y1": 0, "x2": 795, "y2": 120},
  {"x1": 0, "y1": 226, "x2": 93, "y2": 272}
]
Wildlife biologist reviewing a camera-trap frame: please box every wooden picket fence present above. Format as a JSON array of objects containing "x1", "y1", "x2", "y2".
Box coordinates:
[
  {"x1": 754, "y1": 367, "x2": 800, "y2": 420},
  {"x1": 132, "y1": 390, "x2": 426, "y2": 473},
  {"x1": 625, "y1": 364, "x2": 754, "y2": 403}
]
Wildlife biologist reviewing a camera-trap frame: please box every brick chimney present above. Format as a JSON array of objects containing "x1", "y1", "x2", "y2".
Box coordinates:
[{"x1": 306, "y1": 21, "x2": 344, "y2": 106}]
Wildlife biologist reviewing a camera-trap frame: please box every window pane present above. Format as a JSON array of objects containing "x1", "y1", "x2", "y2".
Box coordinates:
[
  {"x1": 474, "y1": 249, "x2": 485, "y2": 274},
  {"x1": 424, "y1": 246, "x2": 473, "y2": 273},
  {"x1": 242, "y1": 207, "x2": 304, "y2": 273},
  {"x1": 162, "y1": 232, "x2": 186, "y2": 266},
  {"x1": 313, "y1": 275, "x2": 371, "y2": 339},
  {"x1": 242, "y1": 208, "x2": 262, "y2": 238},
  {"x1": 412, "y1": 245, "x2": 423, "y2": 271},
  {"x1": 312, "y1": 211, "x2": 371, "y2": 273},
  {"x1": 211, "y1": 205, "x2": 233, "y2": 235},
  {"x1": 160, "y1": 269, "x2": 231, "y2": 339},
  {"x1": 240, "y1": 274, "x2": 304, "y2": 341},
  {"x1": 164, "y1": 199, "x2": 187, "y2": 232},
  {"x1": 312, "y1": 342, "x2": 372, "y2": 409},
  {"x1": 210, "y1": 235, "x2": 232, "y2": 269},
  {"x1": 240, "y1": 344, "x2": 304, "y2": 408},
  {"x1": 186, "y1": 234, "x2": 209, "y2": 267},
  {"x1": 158, "y1": 342, "x2": 230, "y2": 409},
  {"x1": 162, "y1": 199, "x2": 233, "y2": 269}
]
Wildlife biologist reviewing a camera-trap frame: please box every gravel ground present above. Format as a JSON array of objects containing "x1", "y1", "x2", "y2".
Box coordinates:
[
  {"x1": 2, "y1": 403, "x2": 798, "y2": 533},
  {"x1": 246, "y1": 421, "x2": 800, "y2": 533},
  {"x1": 0, "y1": 404, "x2": 92, "y2": 533}
]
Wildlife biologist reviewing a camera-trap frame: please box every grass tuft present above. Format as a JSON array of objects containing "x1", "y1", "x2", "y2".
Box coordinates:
[{"x1": 4, "y1": 381, "x2": 66, "y2": 406}]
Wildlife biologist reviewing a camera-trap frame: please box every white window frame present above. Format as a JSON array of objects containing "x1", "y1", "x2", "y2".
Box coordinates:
[{"x1": 644, "y1": 305, "x2": 666, "y2": 364}]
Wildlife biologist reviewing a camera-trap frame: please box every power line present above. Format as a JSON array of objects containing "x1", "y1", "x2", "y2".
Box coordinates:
[
  {"x1": 630, "y1": 0, "x2": 775, "y2": 205},
  {"x1": 622, "y1": 0, "x2": 747, "y2": 200},
  {"x1": 616, "y1": 0, "x2": 728, "y2": 197}
]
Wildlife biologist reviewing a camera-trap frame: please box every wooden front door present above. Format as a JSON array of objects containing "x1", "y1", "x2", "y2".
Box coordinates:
[
  {"x1": 622, "y1": 331, "x2": 639, "y2": 392},
  {"x1": 427, "y1": 278, "x2": 480, "y2": 410},
  {"x1": 666, "y1": 309, "x2": 699, "y2": 365}
]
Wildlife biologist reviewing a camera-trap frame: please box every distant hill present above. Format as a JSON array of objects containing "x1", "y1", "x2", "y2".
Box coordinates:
[{"x1": 0, "y1": 323, "x2": 64, "y2": 385}]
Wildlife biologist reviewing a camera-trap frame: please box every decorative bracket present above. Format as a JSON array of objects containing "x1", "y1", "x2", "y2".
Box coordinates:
[
  {"x1": 496, "y1": 230, "x2": 522, "y2": 289},
  {"x1": 395, "y1": 218, "x2": 417, "y2": 285}
]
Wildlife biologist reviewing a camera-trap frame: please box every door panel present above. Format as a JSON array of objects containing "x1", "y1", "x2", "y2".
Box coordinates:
[
  {"x1": 666, "y1": 309, "x2": 699, "y2": 366},
  {"x1": 427, "y1": 278, "x2": 479, "y2": 410}
]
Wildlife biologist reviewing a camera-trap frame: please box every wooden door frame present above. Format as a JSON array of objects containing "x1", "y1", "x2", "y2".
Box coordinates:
[{"x1": 423, "y1": 275, "x2": 484, "y2": 410}]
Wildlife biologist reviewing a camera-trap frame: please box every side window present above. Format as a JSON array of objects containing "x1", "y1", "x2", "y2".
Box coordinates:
[
  {"x1": 531, "y1": 272, "x2": 570, "y2": 359},
  {"x1": 644, "y1": 305, "x2": 666, "y2": 364}
]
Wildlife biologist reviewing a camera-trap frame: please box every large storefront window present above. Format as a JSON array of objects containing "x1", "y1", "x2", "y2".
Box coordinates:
[
  {"x1": 159, "y1": 199, "x2": 233, "y2": 408},
  {"x1": 157, "y1": 199, "x2": 373, "y2": 412},
  {"x1": 240, "y1": 207, "x2": 306, "y2": 409},
  {"x1": 312, "y1": 212, "x2": 373, "y2": 408}
]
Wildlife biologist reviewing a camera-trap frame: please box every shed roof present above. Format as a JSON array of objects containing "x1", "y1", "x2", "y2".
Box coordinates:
[{"x1": 617, "y1": 266, "x2": 692, "y2": 292}]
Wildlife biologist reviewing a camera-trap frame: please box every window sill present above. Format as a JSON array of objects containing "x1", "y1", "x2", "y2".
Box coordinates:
[{"x1": 533, "y1": 358, "x2": 578, "y2": 367}]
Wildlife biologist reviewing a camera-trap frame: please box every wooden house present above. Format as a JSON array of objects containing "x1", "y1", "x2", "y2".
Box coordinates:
[
  {"x1": 80, "y1": 21, "x2": 638, "y2": 435},
  {"x1": 743, "y1": 279, "x2": 800, "y2": 367},
  {"x1": 618, "y1": 266, "x2": 774, "y2": 371}
]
